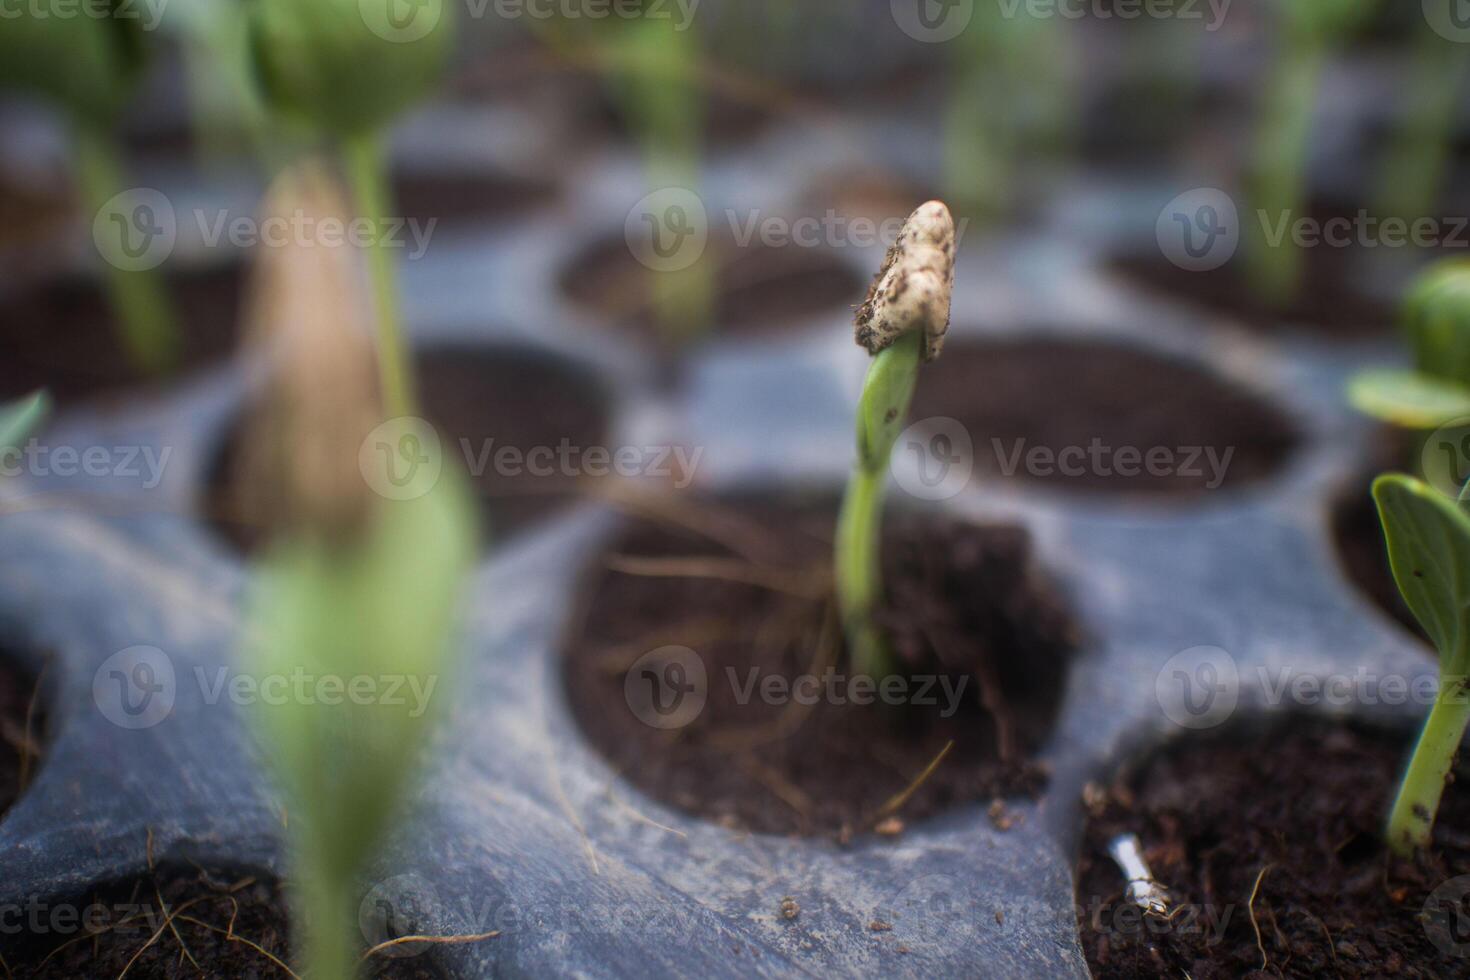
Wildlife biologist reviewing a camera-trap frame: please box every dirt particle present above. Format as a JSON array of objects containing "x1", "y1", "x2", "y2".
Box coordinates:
[
  {"x1": 994, "y1": 909, "x2": 1005, "y2": 925},
  {"x1": 987, "y1": 798, "x2": 1019, "y2": 831},
  {"x1": 874, "y1": 816, "x2": 905, "y2": 837},
  {"x1": 870, "y1": 920, "x2": 893, "y2": 932}
]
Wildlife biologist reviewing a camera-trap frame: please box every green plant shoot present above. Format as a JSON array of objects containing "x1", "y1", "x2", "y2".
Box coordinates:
[
  {"x1": 1350, "y1": 259, "x2": 1470, "y2": 428},
  {"x1": 248, "y1": 0, "x2": 455, "y2": 415},
  {"x1": 248, "y1": 482, "x2": 476, "y2": 980},
  {"x1": 837, "y1": 202, "x2": 955, "y2": 679},
  {"x1": 1371, "y1": 17, "x2": 1470, "y2": 224},
  {"x1": 0, "y1": 392, "x2": 49, "y2": 453},
  {"x1": 1245, "y1": 0, "x2": 1379, "y2": 302},
  {"x1": 1374, "y1": 474, "x2": 1470, "y2": 856},
  {"x1": 238, "y1": 164, "x2": 477, "y2": 980},
  {"x1": 945, "y1": 5, "x2": 1071, "y2": 223},
  {"x1": 0, "y1": 4, "x2": 178, "y2": 373},
  {"x1": 534, "y1": 13, "x2": 713, "y2": 345}
]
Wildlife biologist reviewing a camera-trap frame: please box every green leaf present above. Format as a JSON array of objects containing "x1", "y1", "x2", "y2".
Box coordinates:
[
  {"x1": 249, "y1": 0, "x2": 454, "y2": 139},
  {"x1": 1373, "y1": 474, "x2": 1470, "y2": 672},
  {"x1": 1402, "y1": 259, "x2": 1470, "y2": 386},
  {"x1": 244, "y1": 474, "x2": 477, "y2": 882},
  {"x1": 0, "y1": 392, "x2": 49, "y2": 453},
  {"x1": 1348, "y1": 369, "x2": 1470, "y2": 428},
  {"x1": 0, "y1": 2, "x2": 149, "y2": 124}
]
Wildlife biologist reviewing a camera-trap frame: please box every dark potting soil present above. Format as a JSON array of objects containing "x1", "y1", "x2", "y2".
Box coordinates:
[
  {"x1": 1, "y1": 868, "x2": 454, "y2": 979},
  {"x1": 0, "y1": 654, "x2": 44, "y2": 819},
  {"x1": 1333, "y1": 481, "x2": 1429, "y2": 643},
  {"x1": 908, "y1": 338, "x2": 1298, "y2": 496},
  {"x1": 1076, "y1": 717, "x2": 1470, "y2": 979},
  {"x1": 560, "y1": 233, "x2": 864, "y2": 345},
  {"x1": 561, "y1": 498, "x2": 1079, "y2": 838},
  {"x1": 392, "y1": 170, "x2": 558, "y2": 231},
  {"x1": 208, "y1": 345, "x2": 614, "y2": 553},
  {"x1": 0, "y1": 263, "x2": 243, "y2": 408},
  {"x1": 1109, "y1": 203, "x2": 1395, "y2": 336},
  {"x1": 1330, "y1": 428, "x2": 1427, "y2": 643}
]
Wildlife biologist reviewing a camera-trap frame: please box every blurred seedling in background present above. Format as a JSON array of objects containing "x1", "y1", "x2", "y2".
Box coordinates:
[
  {"x1": 1372, "y1": 473, "x2": 1470, "y2": 857},
  {"x1": 837, "y1": 201, "x2": 955, "y2": 679},
  {"x1": 534, "y1": 9, "x2": 715, "y2": 346},
  {"x1": 1349, "y1": 259, "x2": 1470, "y2": 429},
  {"x1": 1370, "y1": 12, "x2": 1470, "y2": 227},
  {"x1": 247, "y1": 0, "x2": 456, "y2": 416},
  {"x1": 1244, "y1": 0, "x2": 1380, "y2": 302},
  {"x1": 0, "y1": 3, "x2": 179, "y2": 373},
  {"x1": 236, "y1": 163, "x2": 481, "y2": 980},
  {"x1": 0, "y1": 393, "x2": 49, "y2": 457},
  {"x1": 945, "y1": 5, "x2": 1073, "y2": 225}
]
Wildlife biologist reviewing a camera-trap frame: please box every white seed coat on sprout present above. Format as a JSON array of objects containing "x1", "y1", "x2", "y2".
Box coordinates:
[{"x1": 854, "y1": 200, "x2": 955, "y2": 362}]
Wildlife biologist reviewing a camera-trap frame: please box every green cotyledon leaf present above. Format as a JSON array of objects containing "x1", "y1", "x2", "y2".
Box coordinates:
[
  {"x1": 1348, "y1": 369, "x2": 1470, "y2": 429},
  {"x1": 1373, "y1": 473, "x2": 1470, "y2": 674}
]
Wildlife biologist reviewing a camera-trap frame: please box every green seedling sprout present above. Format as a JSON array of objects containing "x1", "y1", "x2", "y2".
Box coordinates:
[
  {"x1": 248, "y1": 0, "x2": 456, "y2": 416},
  {"x1": 239, "y1": 165, "x2": 476, "y2": 980},
  {"x1": 1370, "y1": 16, "x2": 1470, "y2": 225},
  {"x1": 0, "y1": 4, "x2": 179, "y2": 373},
  {"x1": 1349, "y1": 259, "x2": 1470, "y2": 429},
  {"x1": 945, "y1": 7, "x2": 1071, "y2": 224},
  {"x1": 535, "y1": 13, "x2": 714, "y2": 345},
  {"x1": 0, "y1": 392, "x2": 50, "y2": 454},
  {"x1": 1373, "y1": 473, "x2": 1470, "y2": 856},
  {"x1": 1245, "y1": 0, "x2": 1378, "y2": 302},
  {"x1": 837, "y1": 201, "x2": 955, "y2": 679}
]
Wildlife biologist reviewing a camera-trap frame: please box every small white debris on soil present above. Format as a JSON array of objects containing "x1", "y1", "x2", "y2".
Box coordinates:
[
  {"x1": 780, "y1": 896, "x2": 800, "y2": 920},
  {"x1": 1082, "y1": 781, "x2": 1108, "y2": 816},
  {"x1": 854, "y1": 200, "x2": 955, "y2": 362},
  {"x1": 874, "y1": 816, "x2": 905, "y2": 837},
  {"x1": 869, "y1": 920, "x2": 893, "y2": 932}
]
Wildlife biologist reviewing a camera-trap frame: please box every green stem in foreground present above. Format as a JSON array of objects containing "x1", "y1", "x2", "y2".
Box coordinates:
[
  {"x1": 73, "y1": 124, "x2": 179, "y2": 375},
  {"x1": 836, "y1": 330, "x2": 923, "y2": 680},
  {"x1": 343, "y1": 132, "x2": 414, "y2": 417},
  {"x1": 296, "y1": 857, "x2": 356, "y2": 980},
  {"x1": 1388, "y1": 673, "x2": 1470, "y2": 857}
]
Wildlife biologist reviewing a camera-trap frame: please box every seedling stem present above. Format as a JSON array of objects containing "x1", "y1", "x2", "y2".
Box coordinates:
[
  {"x1": 836, "y1": 329, "x2": 922, "y2": 679},
  {"x1": 343, "y1": 132, "x2": 414, "y2": 417},
  {"x1": 74, "y1": 123, "x2": 179, "y2": 374}
]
